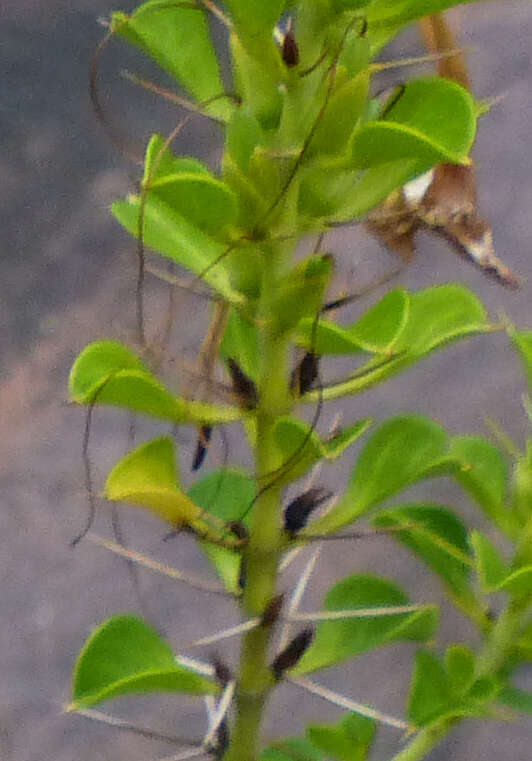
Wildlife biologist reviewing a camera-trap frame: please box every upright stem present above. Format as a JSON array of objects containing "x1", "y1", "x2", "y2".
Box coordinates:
[{"x1": 223, "y1": 243, "x2": 292, "y2": 761}]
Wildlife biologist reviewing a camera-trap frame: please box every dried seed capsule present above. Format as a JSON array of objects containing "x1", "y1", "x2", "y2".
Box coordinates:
[
  {"x1": 271, "y1": 628, "x2": 314, "y2": 680},
  {"x1": 282, "y1": 30, "x2": 299, "y2": 67},
  {"x1": 212, "y1": 656, "x2": 233, "y2": 688},
  {"x1": 192, "y1": 425, "x2": 212, "y2": 471},
  {"x1": 261, "y1": 594, "x2": 285, "y2": 627},
  {"x1": 213, "y1": 719, "x2": 230, "y2": 759},
  {"x1": 227, "y1": 521, "x2": 249, "y2": 541},
  {"x1": 284, "y1": 487, "x2": 332, "y2": 535},
  {"x1": 227, "y1": 358, "x2": 258, "y2": 409},
  {"x1": 290, "y1": 352, "x2": 320, "y2": 396}
]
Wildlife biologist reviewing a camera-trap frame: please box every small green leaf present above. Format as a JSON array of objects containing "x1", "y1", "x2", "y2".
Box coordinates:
[
  {"x1": 308, "y1": 71, "x2": 370, "y2": 158},
  {"x1": 445, "y1": 645, "x2": 476, "y2": 697},
  {"x1": 297, "y1": 289, "x2": 410, "y2": 355},
  {"x1": 306, "y1": 712, "x2": 376, "y2": 761},
  {"x1": 143, "y1": 134, "x2": 210, "y2": 185},
  {"x1": 224, "y1": 0, "x2": 285, "y2": 35},
  {"x1": 112, "y1": 196, "x2": 244, "y2": 304},
  {"x1": 69, "y1": 341, "x2": 241, "y2": 425},
  {"x1": 226, "y1": 108, "x2": 263, "y2": 173},
  {"x1": 111, "y1": 3, "x2": 231, "y2": 120},
  {"x1": 147, "y1": 173, "x2": 239, "y2": 239},
  {"x1": 499, "y1": 685, "x2": 532, "y2": 715},
  {"x1": 70, "y1": 614, "x2": 216, "y2": 709},
  {"x1": 271, "y1": 256, "x2": 334, "y2": 336},
  {"x1": 105, "y1": 437, "x2": 203, "y2": 527},
  {"x1": 441, "y1": 436, "x2": 508, "y2": 527},
  {"x1": 407, "y1": 650, "x2": 451, "y2": 726},
  {"x1": 496, "y1": 565, "x2": 532, "y2": 596},
  {"x1": 261, "y1": 737, "x2": 323, "y2": 761},
  {"x1": 394, "y1": 284, "x2": 489, "y2": 356},
  {"x1": 374, "y1": 504, "x2": 473, "y2": 595},
  {"x1": 221, "y1": 307, "x2": 260, "y2": 383},
  {"x1": 188, "y1": 469, "x2": 255, "y2": 592},
  {"x1": 272, "y1": 417, "x2": 372, "y2": 486},
  {"x1": 512, "y1": 331, "x2": 532, "y2": 393},
  {"x1": 470, "y1": 531, "x2": 509, "y2": 592},
  {"x1": 292, "y1": 575, "x2": 438, "y2": 674},
  {"x1": 312, "y1": 416, "x2": 448, "y2": 534}
]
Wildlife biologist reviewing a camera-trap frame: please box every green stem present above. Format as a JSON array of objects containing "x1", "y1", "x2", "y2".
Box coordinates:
[
  {"x1": 223, "y1": 244, "x2": 292, "y2": 761},
  {"x1": 387, "y1": 721, "x2": 453, "y2": 761}
]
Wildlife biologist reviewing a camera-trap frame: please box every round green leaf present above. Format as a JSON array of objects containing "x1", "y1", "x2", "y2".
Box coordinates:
[
  {"x1": 445, "y1": 645, "x2": 476, "y2": 697},
  {"x1": 374, "y1": 504, "x2": 473, "y2": 595},
  {"x1": 312, "y1": 416, "x2": 449, "y2": 534},
  {"x1": 407, "y1": 650, "x2": 451, "y2": 726},
  {"x1": 306, "y1": 712, "x2": 375, "y2": 761},
  {"x1": 111, "y1": 196, "x2": 244, "y2": 304},
  {"x1": 189, "y1": 469, "x2": 255, "y2": 592},
  {"x1": 71, "y1": 614, "x2": 217, "y2": 709},
  {"x1": 292, "y1": 575, "x2": 438, "y2": 674},
  {"x1": 104, "y1": 437, "x2": 202, "y2": 526},
  {"x1": 111, "y1": 2, "x2": 231, "y2": 120}
]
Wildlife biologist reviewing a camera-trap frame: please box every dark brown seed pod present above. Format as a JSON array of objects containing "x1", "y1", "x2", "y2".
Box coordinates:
[
  {"x1": 282, "y1": 30, "x2": 300, "y2": 67},
  {"x1": 213, "y1": 719, "x2": 230, "y2": 759},
  {"x1": 284, "y1": 487, "x2": 332, "y2": 535},
  {"x1": 290, "y1": 352, "x2": 320, "y2": 396},
  {"x1": 271, "y1": 628, "x2": 314, "y2": 680},
  {"x1": 227, "y1": 358, "x2": 258, "y2": 409},
  {"x1": 238, "y1": 556, "x2": 247, "y2": 591},
  {"x1": 192, "y1": 425, "x2": 212, "y2": 471},
  {"x1": 212, "y1": 656, "x2": 233, "y2": 688},
  {"x1": 261, "y1": 593, "x2": 285, "y2": 628}
]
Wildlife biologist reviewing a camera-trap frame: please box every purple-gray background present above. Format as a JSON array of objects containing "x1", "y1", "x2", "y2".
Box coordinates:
[{"x1": 1, "y1": 2, "x2": 531, "y2": 759}]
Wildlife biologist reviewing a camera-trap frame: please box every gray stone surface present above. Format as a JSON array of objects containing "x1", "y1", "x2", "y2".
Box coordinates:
[{"x1": 1, "y1": 2, "x2": 531, "y2": 759}]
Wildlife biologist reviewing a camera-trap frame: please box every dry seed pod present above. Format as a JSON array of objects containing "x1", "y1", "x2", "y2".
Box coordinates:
[
  {"x1": 271, "y1": 628, "x2": 314, "y2": 679},
  {"x1": 284, "y1": 487, "x2": 332, "y2": 535},
  {"x1": 290, "y1": 352, "x2": 320, "y2": 396},
  {"x1": 261, "y1": 594, "x2": 285, "y2": 627},
  {"x1": 282, "y1": 29, "x2": 299, "y2": 67},
  {"x1": 227, "y1": 358, "x2": 259, "y2": 409},
  {"x1": 192, "y1": 425, "x2": 213, "y2": 471}
]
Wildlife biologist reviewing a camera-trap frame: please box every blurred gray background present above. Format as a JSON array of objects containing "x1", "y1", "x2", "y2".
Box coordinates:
[{"x1": 1, "y1": 1, "x2": 532, "y2": 759}]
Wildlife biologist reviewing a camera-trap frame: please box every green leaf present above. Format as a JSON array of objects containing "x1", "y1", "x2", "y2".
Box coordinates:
[
  {"x1": 496, "y1": 566, "x2": 532, "y2": 596},
  {"x1": 224, "y1": 0, "x2": 285, "y2": 35},
  {"x1": 221, "y1": 307, "x2": 260, "y2": 383},
  {"x1": 470, "y1": 531, "x2": 509, "y2": 592},
  {"x1": 105, "y1": 437, "x2": 204, "y2": 527},
  {"x1": 374, "y1": 504, "x2": 473, "y2": 596},
  {"x1": 143, "y1": 134, "x2": 210, "y2": 185},
  {"x1": 499, "y1": 686, "x2": 532, "y2": 715},
  {"x1": 292, "y1": 575, "x2": 438, "y2": 674},
  {"x1": 312, "y1": 416, "x2": 448, "y2": 534},
  {"x1": 512, "y1": 331, "x2": 532, "y2": 393},
  {"x1": 367, "y1": 1, "x2": 484, "y2": 53},
  {"x1": 326, "y1": 158, "x2": 423, "y2": 223},
  {"x1": 407, "y1": 650, "x2": 451, "y2": 726},
  {"x1": 441, "y1": 436, "x2": 508, "y2": 526},
  {"x1": 111, "y1": 2, "x2": 231, "y2": 121},
  {"x1": 261, "y1": 737, "x2": 323, "y2": 761},
  {"x1": 188, "y1": 469, "x2": 255, "y2": 592},
  {"x1": 111, "y1": 196, "x2": 244, "y2": 304},
  {"x1": 226, "y1": 107, "x2": 264, "y2": 173},
  {"x1": 272, "y1": 417, "x2": 372, "y2": 486},
  {"x1": 147, "y1": 174, "x2": 239, "y2": 239},
  {"x1": 272, "y1": 255, "x2": 334, "y2": 336},
  {"x1": 393, "y1": 284, "x2": 488, "y2": 355},
  {"x1": 303, "y1": 285, "x2": 491, "y2": 403},
  {"x1": 297, "y1": 289, "x2": 410, "y2": 355},
  {"x1": 352, "y1": 78, "x2": 475, "y2": 169},
  {"x1": 444, "y1": 645, "x2": 476, "y2": 697},
  {"x1": 308, "y1": 71, "x2": 370, "y2": 158},
  {"x1": 70, "y1": 614, "x2": 216, "y2": 709},
  {"x1": 69, "y1": 341, "x2": 241, "y2": 426},
  {"x1": 306, "y1": 712, "x2": 376, "y2": 761}
]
